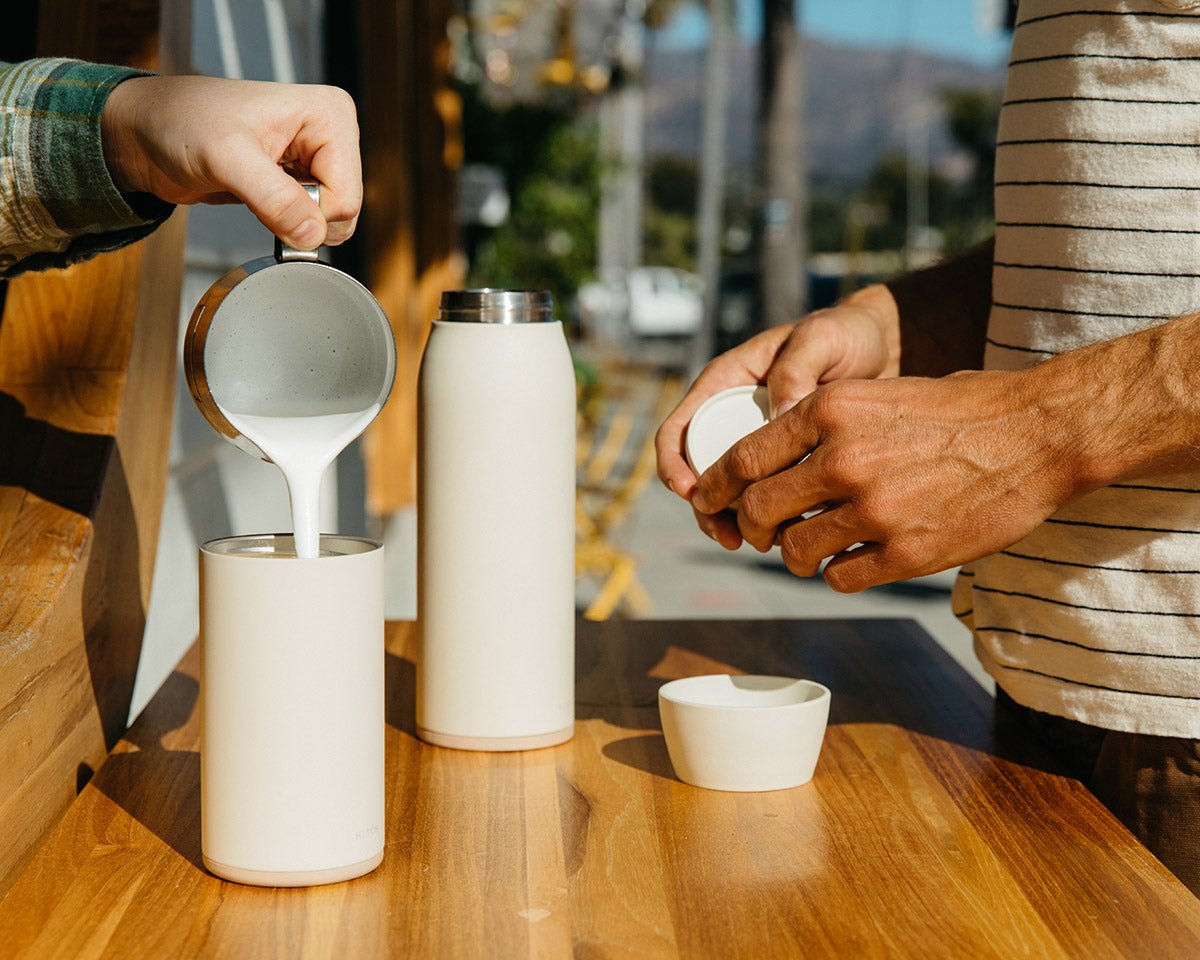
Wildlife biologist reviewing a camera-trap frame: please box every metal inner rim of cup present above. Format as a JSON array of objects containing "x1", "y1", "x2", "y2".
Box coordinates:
[
  {"x1": 201, "y1": 534, "x2": 381, "y2": 558},
  {"x1": 658, "y1": 675, "x2": 829, "y2": 710}
]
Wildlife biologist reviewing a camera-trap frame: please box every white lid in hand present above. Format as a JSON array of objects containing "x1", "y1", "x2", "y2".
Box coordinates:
[{"x1": 685, "y1": 385, "x2": 770, "y2": 477}]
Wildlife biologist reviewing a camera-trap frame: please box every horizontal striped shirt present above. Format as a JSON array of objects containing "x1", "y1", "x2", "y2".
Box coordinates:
[
  {"x1": 0, "y1": 58, "x2": 172, "y2": 277},
  {"x1": 955, "y1": 0, "x2": 1200, "y2": 736}
]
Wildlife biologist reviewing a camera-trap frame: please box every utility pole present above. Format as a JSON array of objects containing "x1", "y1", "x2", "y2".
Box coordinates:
[
  {"x1": 758, "y1": 0, "x2": 806, "y2": 327},
  {"x1": 690, "y1": 0, "x2": 733, "y2": 375},
  {"x1": 598, "y1": 1, "x2": 646, "y2": 289}
]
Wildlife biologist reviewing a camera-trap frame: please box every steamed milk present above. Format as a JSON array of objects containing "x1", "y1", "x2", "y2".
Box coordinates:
[{"x1": 219, "y1": 403, "x2": 381, "y2": 560}]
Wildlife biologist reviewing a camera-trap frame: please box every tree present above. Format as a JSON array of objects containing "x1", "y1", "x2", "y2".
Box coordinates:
[
  {"x1": 941, "y1": 87, "x2": 1001, "y2": 247},
  {"x1": 469, "y1": 123, "x2": 600, "y2": 318},
  {"x1": 647, "y1": 153, "x2": 698, "y2": 215},
  {"x1": 645, "y1": 154, "x2": 698, "y2": 270},
  {"x1": 690, "y1": 0, "x2": 734, "y2": 371},
  {"x1": 807, "y1": 184, "x2": 848, "y2": 254},
  {"x1": 861, "y1": 153, "x2": 954, "y2": 251},
  {"x1": 757, "y1": 0, "x2": 806, "y2": 328}
]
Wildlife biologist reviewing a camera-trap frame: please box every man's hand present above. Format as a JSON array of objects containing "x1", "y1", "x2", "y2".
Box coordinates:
[
  {"x1": 654, "y1": 284, "x2": 900, "y2": 547},
  {"x1": 690, "y1": 369, "x2": 1083, "y2": 592},
  {"x1": 101, "y1": 75, "x2": 361, "y2": 250}
]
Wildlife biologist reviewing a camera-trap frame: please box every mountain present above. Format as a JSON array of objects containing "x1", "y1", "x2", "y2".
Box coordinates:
[{"x1": 642, "y1": 36, "x2": 1007, "y2": 181}]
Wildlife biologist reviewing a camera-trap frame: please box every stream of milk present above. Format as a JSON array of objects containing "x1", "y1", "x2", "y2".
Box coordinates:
[{"x1": 219, "y1": 404, "x2": 381, "y2": 559}]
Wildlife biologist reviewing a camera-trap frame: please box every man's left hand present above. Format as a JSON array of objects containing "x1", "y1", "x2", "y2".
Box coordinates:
[{"x1": 691, "y1": 370, "x2": 1082, "y2": 592}]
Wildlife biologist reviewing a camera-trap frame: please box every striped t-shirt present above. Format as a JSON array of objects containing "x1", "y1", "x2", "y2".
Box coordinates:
[{"x1": 954, "y1": 0, "x2": 1200, "y2": 738}]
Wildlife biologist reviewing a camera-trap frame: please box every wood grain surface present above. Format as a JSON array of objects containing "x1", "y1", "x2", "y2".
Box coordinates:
[
  {"x1": 0, "y1": 0, "x2": 188, "y2": 895},
  {"x1": 2, "y1": 618, "x2": 1198, "y2": 958}
]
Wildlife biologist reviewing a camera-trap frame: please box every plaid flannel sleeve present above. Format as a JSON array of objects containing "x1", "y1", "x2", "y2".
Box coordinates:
[{"x1": 0, "y1": 58, "x2": 175, "y2": 278}]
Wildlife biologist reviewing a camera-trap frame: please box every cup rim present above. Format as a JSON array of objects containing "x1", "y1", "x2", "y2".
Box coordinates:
[
  {"x1": 200, "y1": 533, "x2": 382, "y2": 558},
  {"x1": 658, "y1": 674, "x2": 830, "y2": 712}
]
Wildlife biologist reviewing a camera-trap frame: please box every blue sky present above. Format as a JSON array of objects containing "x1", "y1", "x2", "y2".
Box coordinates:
[{"x1": 654, "y1": 0, "x2": 1013, "y2": 67}]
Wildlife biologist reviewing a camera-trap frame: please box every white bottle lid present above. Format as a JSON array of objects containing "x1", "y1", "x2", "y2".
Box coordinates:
[{"x1": 685, "y1": 385, "x2": 770, "y2": 477}]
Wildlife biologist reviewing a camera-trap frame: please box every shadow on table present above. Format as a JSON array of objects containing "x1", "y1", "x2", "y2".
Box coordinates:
[
  {"x1": 382, "y1": 644, "x2": 680, "y2": 780},
  {"x1": 369, "y1": 619, "x2": 1069, "y2": 790},
  {"x1": 577, "y1": 618, "x2": 1071, "y2": 780},
  {"x1": 385, "y1": 651, "x2": 416, "y2": 736},
  {"x1": 91, "y1": 670, "x2": 204, "y2": 871},
  {"x1": 602, "y1": 733, "x2": 675, "y2": 781}
]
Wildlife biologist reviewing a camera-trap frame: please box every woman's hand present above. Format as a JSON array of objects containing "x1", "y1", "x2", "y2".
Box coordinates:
[{"x1": 101, "y1": 75, "x2": 361, "y2": 250}]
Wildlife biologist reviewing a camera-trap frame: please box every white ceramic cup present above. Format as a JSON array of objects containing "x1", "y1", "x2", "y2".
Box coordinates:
[
  {"x1": 200, "y1": 534, "x2": 385, "y2": 886},
  {"x1": 658, "y1": 674, "x2": 831, "y2": 792}
]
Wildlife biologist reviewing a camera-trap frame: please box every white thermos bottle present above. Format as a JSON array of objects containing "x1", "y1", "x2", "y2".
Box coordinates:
[{"x1": 417, "y1": 289, "x2": 576, "y2": 750}]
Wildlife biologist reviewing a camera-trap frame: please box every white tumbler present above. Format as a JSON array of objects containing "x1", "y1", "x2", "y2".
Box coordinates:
[
  {"x1": 200, "y1": 534, "x2": 385, "y2": 886},
  {"x1": 417, "y1": 289, "x2": 576, "y2": 750}
]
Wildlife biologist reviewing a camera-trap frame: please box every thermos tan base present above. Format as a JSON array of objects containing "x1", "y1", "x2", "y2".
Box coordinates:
[
  {"x1": 203, "y1": 849, "x2": 383, "y2": 887},
  {"x1": 417, "y1": 724, "x2": 574, "y2": 752}
]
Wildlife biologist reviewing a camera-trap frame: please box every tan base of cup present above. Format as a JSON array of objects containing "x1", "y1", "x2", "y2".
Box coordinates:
[
  {"x1": 417, "y1": 724, "x2": 574, "y2": 752},
  {"x1": 203, "y1": 849, "x2": 383, "y2": 887}
]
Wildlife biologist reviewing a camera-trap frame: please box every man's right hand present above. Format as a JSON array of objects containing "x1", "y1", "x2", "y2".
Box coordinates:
[{"x1": 654, "y1": 283, "x2": 902, "y2": 548}]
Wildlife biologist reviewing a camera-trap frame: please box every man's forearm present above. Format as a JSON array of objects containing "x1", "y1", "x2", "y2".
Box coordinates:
[
  {"x1": 884, "y1": 238, "x2": 994, "y2": 377},
  {"x1": 1027, "y1": 311, "x2": 1200, "y2": 493}
]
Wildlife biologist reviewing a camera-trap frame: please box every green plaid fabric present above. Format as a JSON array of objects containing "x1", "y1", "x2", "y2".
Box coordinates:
[{"x1": 0, "y1": 58, "x2": 174, "y2": 277}]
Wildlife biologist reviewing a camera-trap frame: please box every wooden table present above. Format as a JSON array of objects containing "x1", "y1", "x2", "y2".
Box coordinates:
[{"x1": 2, "y1": 619, "x2": 1199, "y2": 958}]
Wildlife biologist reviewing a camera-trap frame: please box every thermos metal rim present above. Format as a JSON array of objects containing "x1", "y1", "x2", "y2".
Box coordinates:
[{"x1": 438, "y1": 289, "x2": 554, "y2": 324}]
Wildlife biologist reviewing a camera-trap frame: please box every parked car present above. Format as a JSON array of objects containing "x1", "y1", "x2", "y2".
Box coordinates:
[
  {"x1": 577, "y1": 266, "x2": 703, "y2": 346},
  {"x1": 625, "y1": 267, "x2": 703, "y2": 337}
]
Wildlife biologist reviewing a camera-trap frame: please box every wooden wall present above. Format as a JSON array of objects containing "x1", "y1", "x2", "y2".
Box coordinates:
[{"x1": 0, "y1": 0, "x2": 187, "y2": 895}]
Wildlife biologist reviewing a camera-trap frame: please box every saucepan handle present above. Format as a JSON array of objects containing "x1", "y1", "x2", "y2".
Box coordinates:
[{"x1": 273, "y1": 182, "x2": 322, "y2": 263}]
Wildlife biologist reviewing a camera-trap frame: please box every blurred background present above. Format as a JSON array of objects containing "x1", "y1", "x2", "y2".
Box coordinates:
[{"x1": 137, "y1": 0, "x2": 1015, "y2": 718}]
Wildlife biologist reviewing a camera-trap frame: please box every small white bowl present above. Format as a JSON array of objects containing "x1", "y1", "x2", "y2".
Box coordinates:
[{"x1": 658, "y1": 674, "x2": 830, "y2": 792}]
